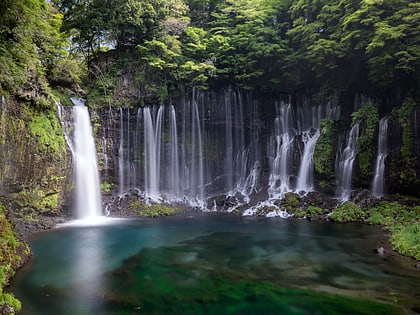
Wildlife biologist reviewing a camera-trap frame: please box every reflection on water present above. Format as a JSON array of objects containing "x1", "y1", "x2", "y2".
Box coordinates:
[{"x1": 9, "y1": 215, "x2": 420, "y2": 315}]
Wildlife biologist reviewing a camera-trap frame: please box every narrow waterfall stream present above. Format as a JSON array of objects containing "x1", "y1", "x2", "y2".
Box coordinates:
[
  {"x1": 71, "y1": 98, "x2": 102, "y2": 219},
  {"x1": 336, "y1": 123, "x2": 360, "y2": 201},
  {"x1": 295, "y1": 130, "x2": 320, "y2": 192},
  {"x1": 372, "y1": 117, "x2": 389, "y2": 197}
]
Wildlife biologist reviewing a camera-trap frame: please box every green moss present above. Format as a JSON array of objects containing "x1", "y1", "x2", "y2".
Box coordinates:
[
  {"x1": 282, "y1": 193, "x2": 300, "y2": 210},
  {"x1": 363, "y1": 201, "x2": 420, "y2": 259},
  {"x1": 391, "y1": 98, "x2": 418, "y2": 185},
  {"x1": 390, "y1": 222, "x2": 420, "y2": 260},
  {"x1": 313, "y1": 118, "x2": 335, "y2": 180},
  {"x1": 0, "y1": 203, "x2": 24, "y2": 313},
  {"x1": 290, "y1": 209, "x2": 307, "y2": 218},
  {"x1": 330, "y1": 201, "x2": 365, "y2": 222},
  {"x1": 307, "y1": 206, "x2": 324, "y2": 217},
  {"x1": 256, "y1": 205, "x2": 276, "y2": 216},
  {"x1": 12, "y1": 187, "x2": 60, "y2": 213},
  {"x1": 351, "y1": 103, "x2": 379, "y2": 181},
  {"x1": 131, "y1": 201, "x2": 176, "y2": 217},
  {"x1": 98, "y1": 236, "x2": 405, "y2": 315},
  {"x1": 101, "y1": 182, "x2": 112, "y2": 193},
  {"x1": 27, "y1": 108, "x2": 66, "y2": 156}
]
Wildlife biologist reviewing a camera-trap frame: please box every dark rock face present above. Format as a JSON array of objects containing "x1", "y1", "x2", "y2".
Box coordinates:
[
  {"x1": 93, "y1": 90, "x2": 420, "y2": 205},
  {"x1": 0, "y1": 97, "x2": 72, "y2": 234}
]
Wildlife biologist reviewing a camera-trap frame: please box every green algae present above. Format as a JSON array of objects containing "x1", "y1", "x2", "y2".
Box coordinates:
[{"x1": 98, "y1": 234, "x2": 405, "y2": 315}]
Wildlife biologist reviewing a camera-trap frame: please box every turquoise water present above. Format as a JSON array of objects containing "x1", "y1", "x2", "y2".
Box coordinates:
[{"x1": 9, "y1": 214, "x2": 420, "y2": 314}]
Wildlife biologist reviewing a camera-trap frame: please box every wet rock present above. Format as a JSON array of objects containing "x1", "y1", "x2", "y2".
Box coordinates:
[
  {"x1": 353, "y1": 189, "x2": 379, "y2": 209},
  {"x1": 375, "y1": 247, "x2": 385, "y2": 255}
]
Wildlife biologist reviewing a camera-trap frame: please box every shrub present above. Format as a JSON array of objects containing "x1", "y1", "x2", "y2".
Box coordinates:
[
  {"x1": 390, "y1": 222, "x2": 420, "y2": 260},
  {"x1": 330, "y1": 201, "x2": 365, "y2": 222}
]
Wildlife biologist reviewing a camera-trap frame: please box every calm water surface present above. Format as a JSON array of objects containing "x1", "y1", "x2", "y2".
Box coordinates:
[{"x1": 9, "y1": 214, "x2": 420, "y2": 314}]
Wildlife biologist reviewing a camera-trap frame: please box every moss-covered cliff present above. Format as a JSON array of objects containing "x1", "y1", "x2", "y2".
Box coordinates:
[{"x1": 0, "y1": 93, "x2": 71, "y2": 313}]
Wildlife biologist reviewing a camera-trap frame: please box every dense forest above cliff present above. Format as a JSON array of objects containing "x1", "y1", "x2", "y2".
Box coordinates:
[{"x1": 1, "y1": 0, "x2": 418, "y2": 106}]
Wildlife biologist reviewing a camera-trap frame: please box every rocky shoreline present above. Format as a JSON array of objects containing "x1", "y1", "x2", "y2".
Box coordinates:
[{"x1": 6, "y1": 190, "x2": 419, "y2": 286}]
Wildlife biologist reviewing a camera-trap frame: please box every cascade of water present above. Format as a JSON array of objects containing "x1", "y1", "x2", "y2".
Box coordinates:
[
  {"x1": 126, "y1": 109, "x2": 136, "y2": 189},
  {"x1": 71, "y1": 98, "x2": 102, "y2": 219},
  {"x1": 372, "y1": 117, "x2": 389, "y2": 197},
  {"x1": 134, "y1": 108, "x2": 143, "y2": 188},
  {"x1": 268, "y1": 102, "x2": 294, "y2": 198},
  {"x1": 1, "y1": 95, "x2": 6, "y2": 112},
  {"x1": 295, "y1": 130, "x2": 320, "y2": 192},
  {"x1": 118, "y1": 108, "x2": 125, "y2": 195},
  {"x1": 190, "y1": 99, "x2": 204, "y2": 202},
  {"x1": 336, "y1": 123, "x2": 360, "y2": 201},
  {"x1": 294, "y1": 101, "x2": 340, "y2": 194},
  {"x1": 109, "y1": 91, "x2": 345, "y2": 210},
  {"x1": 167, "y1": 105, "x2": 180, "y2": 196},
  {"x1": 224, "y1": 93, "x2": 234, "y2": 192},
  {"x1": 143, "y1": 106, "x2": 164, "y2": 199}
]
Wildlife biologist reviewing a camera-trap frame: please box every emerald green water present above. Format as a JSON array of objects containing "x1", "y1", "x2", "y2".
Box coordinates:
[{"x1": 9, "y1": 214, "x2": 420, "y2": 314}]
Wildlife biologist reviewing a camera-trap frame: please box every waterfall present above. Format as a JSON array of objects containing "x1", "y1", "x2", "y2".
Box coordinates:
[
  {"x1": 268, "y1": 102, "x2": 294, "y2": 198},
  {"x1": 167, "y1": 105, "x2": 180, "y2": 196},
  {"x1": 71, "y1": 98, "x2": 102, "y2": 219},
  {"x1": 268, "y1": 100, "x2": 339, "y2": 198},
  {"x1": 222, "y1": 91, "x2": 259, "y2": 199},
  {"x1": 336, "y1": 123, "x2": 360, "y2": 201},
  {"x1": 372, "y1": 117, "x2": 389, "y2": 197},
  {"x1": 118, "y1": 108, "x2": 125, "y2": 195},
  {"x1": 224, "y1": 94, "x2": 234, "y2": 192},
  {"x1": 295, "y1": 130, "x2": 320, "y2": 192},
  {"x1": 143, "y1": 106, "x2": 164, "y2": 200},
  {"x1": 110, "y1": 91, "x2": 344, "y2": 209},
  {"x1": 189, "y1": 99, "x2": 204, "y2": 202}
]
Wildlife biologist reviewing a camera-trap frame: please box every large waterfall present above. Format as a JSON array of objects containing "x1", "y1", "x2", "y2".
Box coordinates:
[
  {"x1": 336, "y1": 123, "x2": 360, "y2": 201},
  {"x1": 268, "y1": 100, "x2": 339, "y2": 198},
  {"x1": 372, "y1": 117, "x2": 389, "y2": 197},
  {"x1": 71, "y1": 98, "x2": 102, "y2": 219},
  {"x1": 110, "y1": 91, "x2": 341, "y2": 207}
]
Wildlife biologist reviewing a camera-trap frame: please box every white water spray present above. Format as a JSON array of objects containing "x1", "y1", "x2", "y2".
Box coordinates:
[
  {"x1": 372, "y1": 117, "x2": 389, "y2": 197},
  {"x1": 71, "y1": 98, "x2": 102, "y2": 219},
  {"x1": 336, "y1": 123, "x2": 360, "y2": 201}
]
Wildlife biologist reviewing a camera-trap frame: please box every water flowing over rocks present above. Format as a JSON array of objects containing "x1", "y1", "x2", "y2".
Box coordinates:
[{"x1": 66, "y1": 89, "x2": 419, "y2": 220}]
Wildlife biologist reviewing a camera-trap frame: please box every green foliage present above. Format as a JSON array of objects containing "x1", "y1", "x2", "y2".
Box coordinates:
[
  {"x1": 364, "y1": 201, "x2": 420, "y2": 259},
  {"x1": 131, "y1": 202, "x2": 176, "y2": 217},
  {"x1": 28, "y1": 108, "x2": 66, "y2": 155},
  {"x1": 330, "y1": 201, "x2": 365, "y2": 222},
  {"x1": 390, "y1": 222, "x2": 420, "y2": 260},
  {"x1": 282, "y1": 193, "x2": 300, "y2": 210},
  {"x1": 0, "y1": 1, "x2": 78, "y2": 97},
  {"x1": 0, "y1": 203, "x2": 23, "y2": 313},
  {"x1": 365, "y1": 201, "x2": 410, "y2": 225},
  {"x1": 391, "y1": 98, "x2": 418, "y2": 184},
  {"x1": 101, "y1": 182, "x2": 112, "y2": 193},
  {"x1": 351, "y1": 103, "x2": 379, "y2": 181},
  {"x1": 307, "y1": 206, "x2": 324, "y2": 217},
  {"x1": 12, "y1": 187, "x2": 60, "y2": 213},
  {"x1": 48, "y1": 0, "x2": 419, "y2": 100},
  {"x1": 314, "y1": 118, "x2": 335, "y2": 180}
]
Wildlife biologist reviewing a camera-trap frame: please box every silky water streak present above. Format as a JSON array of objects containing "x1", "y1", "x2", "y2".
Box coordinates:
[{"x1": 71, "y1": 98, "x2": 102, "y2": 219}]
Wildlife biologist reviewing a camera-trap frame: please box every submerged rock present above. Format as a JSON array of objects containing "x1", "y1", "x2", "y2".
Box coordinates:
[{"x1": 375, "y1": 247, "x2": 385, "y2": 255}]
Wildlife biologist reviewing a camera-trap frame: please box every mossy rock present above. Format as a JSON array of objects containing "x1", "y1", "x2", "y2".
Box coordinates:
[
  {"x1": 0, "y1": 203, "x2": 26, "y2": 314},
  {"x1": 330, "y1": 201, "x2": 365, "y2": 223},
  {"x1": 390, "y1": 222, "x2": 420, "y2": 260},
  {"x1": 306, "y1": 206, "x2": 324, "y2": 217},
  {"x1": 131, "y1": 201, "x2": 176, "y2": 217},
  {"x1": 256, "y1": 206, "x2": 276, "y2": 216},
  {"x1": 282, "y1": 193, "x2": 300, "y2": 209},
  {"x1": 290, "y1": 209, "x2": 307, "y2": 218}
]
